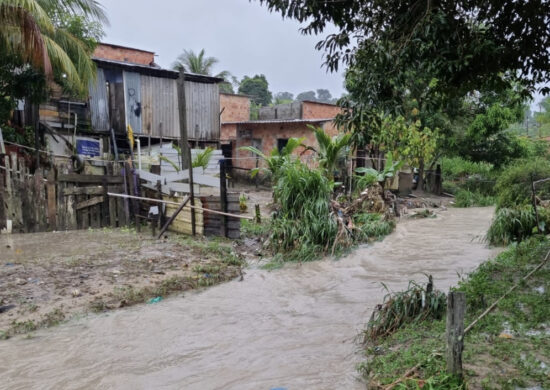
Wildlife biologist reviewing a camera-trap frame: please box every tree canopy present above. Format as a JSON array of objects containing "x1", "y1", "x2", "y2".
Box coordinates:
[
  {"x1": 257, "y1": 0, "x2": 550, "y2": 98},
  {"x1": 238, "y1": 74, "x2": 272, "y2": 106},
  {"x1": 258, "y1": 0, "x2": 549, "y2": 168}
]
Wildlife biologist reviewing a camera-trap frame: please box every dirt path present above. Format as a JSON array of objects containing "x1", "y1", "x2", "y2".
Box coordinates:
[{"x1": 0, "y1": 207, "x2": 499, "y2": 389}]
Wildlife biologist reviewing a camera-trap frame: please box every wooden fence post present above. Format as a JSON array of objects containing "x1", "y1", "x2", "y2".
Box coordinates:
[
  {"x1": 220, "y1": 159, "x2": 228, "y2": 237},
  {"x1": 46, "y1": 169, "x2": 56, "y2": 231},
  {"x1": 446, "y1": 291, "x2": 466, "y2": 377},
  {"x1": 255, "y1": 204, "x2": 261, "y2": 224},
  {"x1": 101, "y1": 176, "x2": 109, "y2": 227},
  {"x1": 156, "y1": 180, "x2": 165, "y2": 228}
]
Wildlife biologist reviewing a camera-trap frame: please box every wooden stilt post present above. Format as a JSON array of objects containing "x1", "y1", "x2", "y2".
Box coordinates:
[{"x1": 446, "y1": 291, "x2": 466, "y2": 378}]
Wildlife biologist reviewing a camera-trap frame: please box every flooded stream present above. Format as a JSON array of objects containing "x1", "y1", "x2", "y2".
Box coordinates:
[{"x1": 1, "y1": 207, "x2": 499, "y2": 390}]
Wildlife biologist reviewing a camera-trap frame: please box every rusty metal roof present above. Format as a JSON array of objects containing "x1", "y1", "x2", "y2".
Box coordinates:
[{"x1": 222, "y1": 118, "x2": 334, "y2": 125}]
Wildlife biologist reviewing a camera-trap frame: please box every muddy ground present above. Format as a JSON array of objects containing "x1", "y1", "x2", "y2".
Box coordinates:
[
  {"x1": 0, "y1": 189, "x2": 451, "y2": 339},
  {"x1": 0, "y1": 229, "x2": 248, "y2": 337}
]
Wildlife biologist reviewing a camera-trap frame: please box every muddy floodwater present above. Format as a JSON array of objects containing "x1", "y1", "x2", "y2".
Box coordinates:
[{"x1": 1, "y1": 207, "x2": 499, "y2": 390}]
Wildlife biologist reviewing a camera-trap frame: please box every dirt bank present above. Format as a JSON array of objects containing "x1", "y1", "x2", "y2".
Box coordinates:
[{"x1": 0, "y1": 229, "x2": 243, "y2": 338}]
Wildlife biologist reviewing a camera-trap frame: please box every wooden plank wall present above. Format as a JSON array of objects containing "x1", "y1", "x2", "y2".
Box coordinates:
[
  {"x1": 201, "y1": 193, "x2": 241, "y2": 239},
  {"x1": 0, "y1": 155, "x2": 130, "y2": 233},
  {"x1": 163, "y1": 195, "x2": 204, "y2": 235},
  {"x1": 0, "y1": 154, "x2": 242, "y2": 238}
]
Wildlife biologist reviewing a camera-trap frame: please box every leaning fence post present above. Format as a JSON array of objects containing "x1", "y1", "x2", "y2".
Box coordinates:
[{"x1": 446, "y1": 291, "x2": 466, "y2": 378}]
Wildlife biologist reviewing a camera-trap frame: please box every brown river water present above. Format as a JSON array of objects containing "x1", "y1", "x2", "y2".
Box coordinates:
[{"x1": 1, "y1": 207, "x2": 499, "y2": 390}]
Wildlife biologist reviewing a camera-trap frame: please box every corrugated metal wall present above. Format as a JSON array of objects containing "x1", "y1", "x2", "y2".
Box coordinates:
[
  {"x1": 123, "y1": 71, "x2": 142, "y2": 134},
  {"x1": 88, "y1": 68, "x2": 110, "y2": 131},
  {"x1": 185, "y1": 81, "x2": 220, "y2": 141},
  {"x1": 141, "y1": 75, "x2": 179, "y2": 138},
  {"x1": 88, "y1": 67, "x2": 219, "y2": 142}
]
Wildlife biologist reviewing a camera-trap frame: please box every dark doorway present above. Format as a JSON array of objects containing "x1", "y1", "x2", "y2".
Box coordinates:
[{"x1": 277, "y1": 138, "x2": 289, "y2": 152}]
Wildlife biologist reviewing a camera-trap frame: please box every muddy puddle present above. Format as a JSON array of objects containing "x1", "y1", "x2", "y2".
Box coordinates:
[{"x1": 0, "y1": 207, "x2": 499, "y2": 389}]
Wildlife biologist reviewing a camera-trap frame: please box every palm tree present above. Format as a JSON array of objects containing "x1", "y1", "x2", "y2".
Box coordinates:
[
  {"x1": 309, "y1": 125, "x2": 352, "y2": 180},
  {"x1": 0, "y1": 0, "x2": 108, "y2": 96},
  {"x1": 172, "y1": 48, "x2": 231, "y2": 80}
]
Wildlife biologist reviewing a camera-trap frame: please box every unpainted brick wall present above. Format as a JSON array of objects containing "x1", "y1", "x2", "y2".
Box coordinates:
[
  {"x1": 232, "y1": 121, "x2": 337, "y2": 170},
  {"x1": 221, "y1": 123, "x2": 238, "y2": 143},
  {"x1": 93, "y1": 44, "x2": 155, "y2": 65},
  {"x1": 220, "y1": 94, "x2": 250, "y2": 122},
  {"x1": 301, "y1": 101, "x2": 341, "y2": 119}
]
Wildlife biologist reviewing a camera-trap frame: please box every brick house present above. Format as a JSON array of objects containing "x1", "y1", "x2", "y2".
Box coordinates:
[{"x1": 219, "y1": 95, "x2": 342, "y2": 173}]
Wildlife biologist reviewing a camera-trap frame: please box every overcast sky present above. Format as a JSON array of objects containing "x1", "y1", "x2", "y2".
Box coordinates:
[{"x1": 99, "y1": 0, "x2": 346, "y2": 99}]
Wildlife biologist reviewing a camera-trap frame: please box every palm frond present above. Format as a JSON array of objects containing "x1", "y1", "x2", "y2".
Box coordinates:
[
  {"x1": 281, "y1": 137, "x2": 306, "y2": 156},
  {"x1": 192, "y1": 147, "x2": 214, "y2": 169},
  {"x1": 43, "y1": 34, "x2": 81, "y2": 90},
  {"x1": 0, "y1": 4, "x2": 51, "y2": 74},
  {"x1": 1, "y1": 0, "x2": 54, "y2": 32},
  {"x1": 52, "y1": 0, "x2": 108, "y2": 24},
  {"x1": 48, "y1": 26, "x2": 96, "y2": 95},
  {"x1": 239, "y1": 145, "x2": 268, "y2": 160}
]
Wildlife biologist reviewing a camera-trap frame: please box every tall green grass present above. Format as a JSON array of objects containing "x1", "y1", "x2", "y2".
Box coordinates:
[
  {"x1": 269, "y1": 160, "x2": 338, "y2": 261},
  {"x1": 454, "y1": 189, "x2": 495, "y2": 207},
  {"x1": 486, "y1": 207, "x2": 537, "y2": 246},
  {"x1": 354, "y1": 213, "x2": 395, "y2": 241}
]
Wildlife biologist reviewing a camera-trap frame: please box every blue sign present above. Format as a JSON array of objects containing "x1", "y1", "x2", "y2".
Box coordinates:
[{"x1": 76, "y1": 139, "x2": 100, "y2": 157}]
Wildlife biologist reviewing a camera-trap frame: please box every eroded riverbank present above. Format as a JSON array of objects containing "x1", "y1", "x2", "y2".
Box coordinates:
[{"x1": 0, "y1": 207, "x2": 499, "y2": 390}]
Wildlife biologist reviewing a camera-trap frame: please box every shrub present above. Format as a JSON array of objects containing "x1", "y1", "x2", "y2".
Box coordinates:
[
  {"x1": 495, "y1": 158, "x2": 550, "y2": 209},
  {"x1": 454, "y1": 189, "x2": 495, "y2": 207},
  {"x1": 517, "y1": 137, "x2": 549, "y2": 159},
  {"x1": 442, "y1": 180, "x2": 460, "y2": 195},
  {"x1": 486, "y1": 207, "x2": 537, "y2": 246},
  {"x1": 441, "y1": 156, "x2": 494, "y2": 180}
]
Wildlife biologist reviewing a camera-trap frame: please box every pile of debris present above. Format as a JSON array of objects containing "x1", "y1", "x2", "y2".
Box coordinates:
[{"x1": 330, "y1": 184, "x2": 397, "y2": 253}]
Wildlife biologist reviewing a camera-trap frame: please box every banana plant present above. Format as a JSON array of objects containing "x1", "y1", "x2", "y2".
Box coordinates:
[
  {"x1": 308, "y1": 125, "x2": 352, "y2": 180},
  {"x1": 355, "y1": 154, "x2": 404, "y2": 191}
]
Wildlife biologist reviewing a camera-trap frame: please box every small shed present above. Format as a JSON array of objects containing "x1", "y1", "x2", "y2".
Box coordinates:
[{"x1": 89, "y1": 58, "x2": 223, "y2": 143}]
